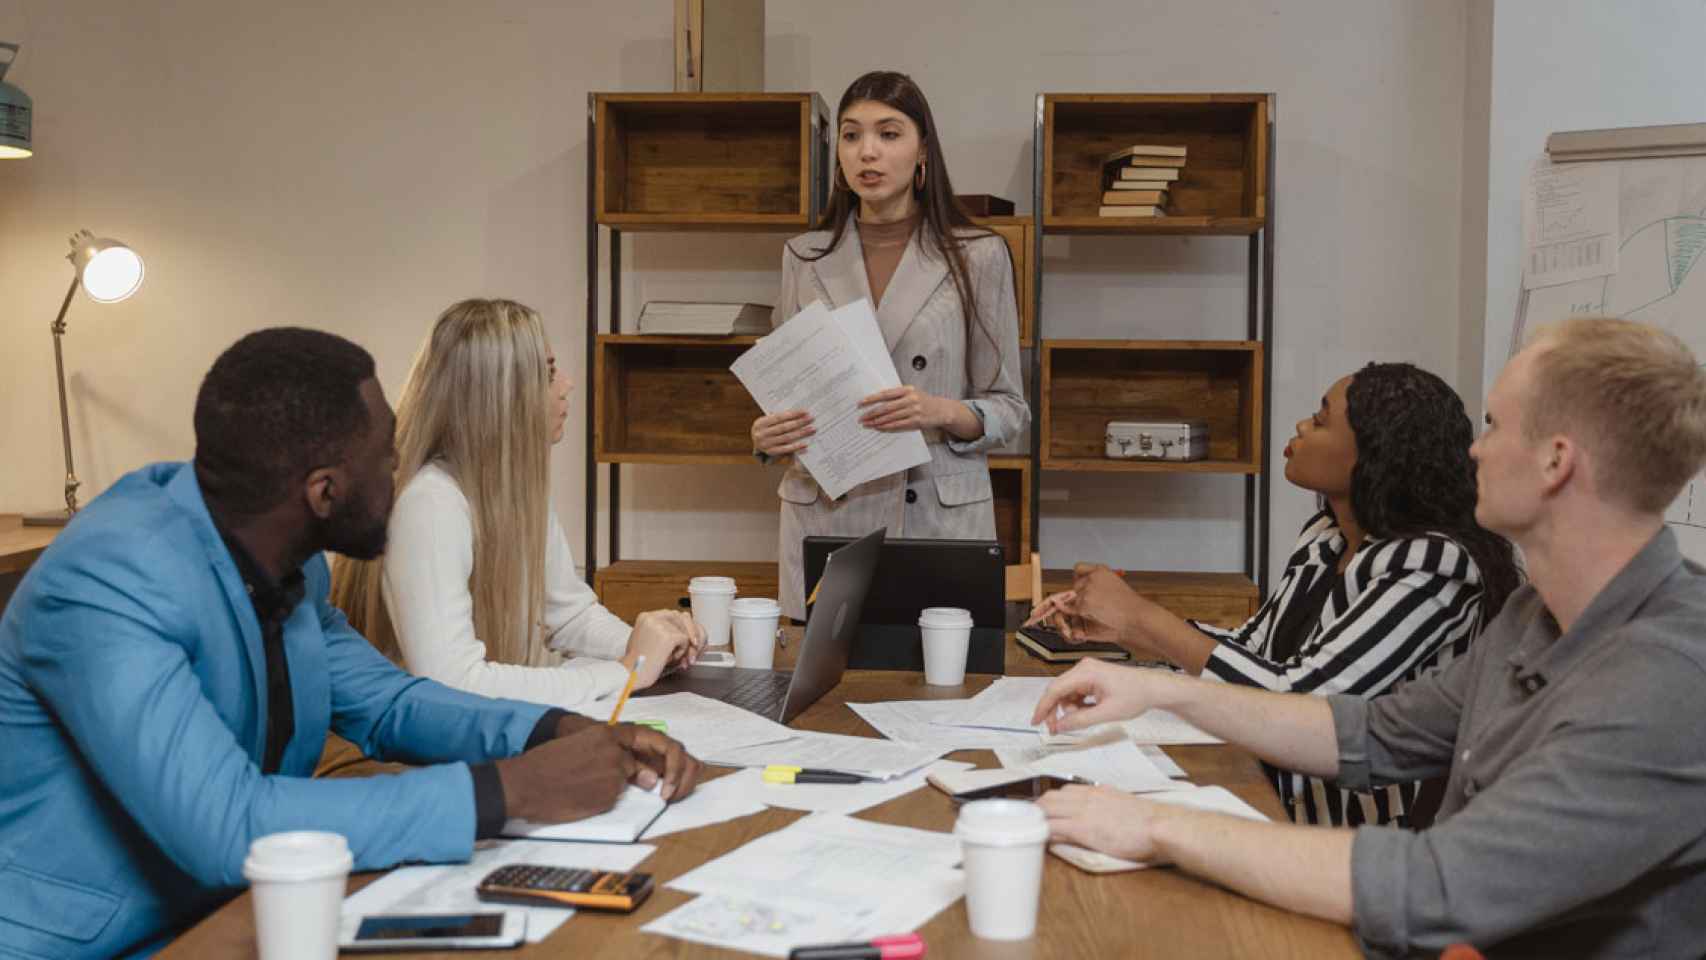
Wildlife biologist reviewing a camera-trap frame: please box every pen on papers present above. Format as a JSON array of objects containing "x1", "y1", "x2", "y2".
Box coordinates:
[
  {"x1": 762, "y1": 765, "x2": 867, "y2": 785},
  {"x1": 608, "y1": 655, "x2": 644, "y2": 725},
  {"x1": 789, "y1": 933, "x2": 926, "y2": 960}
]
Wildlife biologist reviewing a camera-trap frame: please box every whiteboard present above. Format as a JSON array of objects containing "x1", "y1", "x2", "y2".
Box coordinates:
[{"x1": 1513, "y1": 154, "x2": 1706, "y2": 559}]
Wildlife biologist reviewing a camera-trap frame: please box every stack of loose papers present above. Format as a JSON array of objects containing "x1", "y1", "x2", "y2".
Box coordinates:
[
  {"x1": 699, "y1": 730, "x2": 948, "y2": 781},
  {"x1": 731, "y1": 299, "x2": 929, "y2": 500},
  {"x1": 994, "y1": 734, "x2": 1179, "y2": 794},
  {"x1": 582, "y1": 692, "x2": 797, "y2": 758},
  {"x1": 643, "y1": 814, "x2": 964, "y2": 957},
  {"x1": 848, "y1": 699, "x2": 1053, "y2": 751},
  {"x1": 929, "y1": 675, "x2": 1223, "y2": 746}
]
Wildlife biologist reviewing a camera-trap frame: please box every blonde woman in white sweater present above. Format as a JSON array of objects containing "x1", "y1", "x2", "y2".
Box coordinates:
[{"x1": 330, "y1": 299, "x2": 701, "y2": 710}]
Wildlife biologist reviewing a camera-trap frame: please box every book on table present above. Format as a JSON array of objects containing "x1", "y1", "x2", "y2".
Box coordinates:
[
  {"x1": 636, "y1": 301, "x2": 773, "y2": 336},
  {"x1": 1015, "y1": 624, "x2": 1131, "y2": 662}
]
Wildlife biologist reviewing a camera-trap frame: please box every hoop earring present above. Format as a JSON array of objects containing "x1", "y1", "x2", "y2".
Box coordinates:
[{"x1": 914, "y1": 164, "x2": 926, "y2": 191}]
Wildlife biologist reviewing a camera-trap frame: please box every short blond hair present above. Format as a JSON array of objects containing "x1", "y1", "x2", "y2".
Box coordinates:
[{"x1": 1524, "y1": 316, "x2": 1706, "y2": 513}]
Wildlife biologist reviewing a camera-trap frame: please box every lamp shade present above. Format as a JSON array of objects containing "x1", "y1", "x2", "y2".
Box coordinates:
[
  {"x1": 0, "y1": 42, "x2": 28, "y2": 159},
  {"x1": 69, "y1": 232, "x2": 144, "y2": 303}
]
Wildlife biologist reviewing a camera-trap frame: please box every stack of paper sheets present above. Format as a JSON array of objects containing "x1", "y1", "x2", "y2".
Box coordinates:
[
  {"x1": 643, "y1": 814, "x2": 964, "y2": 957},
  {"x1": 581, "y1": 691, "x2": 797, "y2": 758},
  {"x1": 699, "y1": 730, "x2": 949, "y2": 781}
]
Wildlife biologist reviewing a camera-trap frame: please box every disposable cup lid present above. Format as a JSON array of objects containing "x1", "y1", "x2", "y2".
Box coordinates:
[
  {"x1": 955, "y1": 799, "x2": 1049, "y2": 847},
  {"x1": 242, "y1": 831, "x2": 353, "y2": 883},
  {"x1": 689, "y1": 576, "x2": 737, "y2": 594},
  {"x1": 729, "y1": 597, "x2": 781, "y2": 618},
  {"x1": 919, "y1": 606, "x2": 974, "y2": 628}
]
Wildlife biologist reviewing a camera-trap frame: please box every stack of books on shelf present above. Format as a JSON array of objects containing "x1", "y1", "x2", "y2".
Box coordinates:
[
  {"x1": 1099, "y1": 144, "x2": 1186, "y2": 219},
  {"x1": 635, "y1": 301, "x2": 773, "y2": 336}
]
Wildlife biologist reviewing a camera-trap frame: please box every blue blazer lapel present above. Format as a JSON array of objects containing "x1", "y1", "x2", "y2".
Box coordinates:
[{"x1": 165, "y1": 466, "x2": 271, "y2": 758}]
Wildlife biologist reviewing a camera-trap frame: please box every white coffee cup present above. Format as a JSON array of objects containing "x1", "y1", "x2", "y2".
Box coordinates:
[
  {"x1": 242, "y1": 830, "x2": 353, "y2": 960},
  {"x1": 729, "y1": 597, "x2": 782, "y2": 669},
  {"x1": 955, "y1": 799, "x2": 1049, "y2": 940},
  {"x1": 688, "y1": 576, "x2": 737, "y2": 647},
  {"x1": 918, "y1": 606, "x2": 974, "y2": 685}
]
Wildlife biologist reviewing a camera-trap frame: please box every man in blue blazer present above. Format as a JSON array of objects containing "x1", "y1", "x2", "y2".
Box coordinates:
[{"x1": 0, "y1": 328, "x2": 701, "y2": 958}]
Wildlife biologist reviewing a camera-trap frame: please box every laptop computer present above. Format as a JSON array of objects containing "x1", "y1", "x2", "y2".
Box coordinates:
[
  {"x1": 635, "y1": 528, "x2": 884, "y2": 723},
  {"x1": 802, "y1": 536, "x2": 1006, "y2": 675}
]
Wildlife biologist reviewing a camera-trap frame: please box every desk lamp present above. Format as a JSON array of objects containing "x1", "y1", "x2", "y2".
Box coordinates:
[{"x1": 24, "y1": 231, "x2": 146, "y2": 526}]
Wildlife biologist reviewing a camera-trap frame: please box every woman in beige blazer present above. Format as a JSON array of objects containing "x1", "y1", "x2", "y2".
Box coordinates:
[{"x1": 752, "y1": 71, "x2": 1029, "y2": 619}]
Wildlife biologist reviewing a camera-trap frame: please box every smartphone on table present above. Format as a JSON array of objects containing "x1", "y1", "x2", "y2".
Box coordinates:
[
  {"x1": 339, "y1": 911, "x2": 525, "y2": 951},
  {"x1": 951, "y1": 774, "x2": 1081, "y2": 804}
]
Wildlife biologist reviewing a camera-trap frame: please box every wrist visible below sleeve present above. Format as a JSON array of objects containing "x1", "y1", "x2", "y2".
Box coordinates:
[{"x1": 470, "y1": 763, "x2": 507, "y2": 839}]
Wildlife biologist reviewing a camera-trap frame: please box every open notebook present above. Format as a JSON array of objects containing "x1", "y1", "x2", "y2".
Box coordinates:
[{"x1": 501, "y1": 784, "x2": 667, "y2": 844}]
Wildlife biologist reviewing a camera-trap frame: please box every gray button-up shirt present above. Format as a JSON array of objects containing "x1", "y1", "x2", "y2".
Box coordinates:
[{"x1": 1329, "y1": 527, "x2": 1706, "y2": 958}]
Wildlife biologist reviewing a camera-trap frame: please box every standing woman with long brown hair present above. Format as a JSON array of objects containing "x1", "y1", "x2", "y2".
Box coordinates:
[{"x1": 752, "y1": 70, "x2": 1029, "y2": 619}]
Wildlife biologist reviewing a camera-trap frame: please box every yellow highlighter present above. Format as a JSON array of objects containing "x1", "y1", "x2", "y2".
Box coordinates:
[
  {"x1": 762, "y1": 765, "x2": 865, "y2": 785},
  {"x1": 608, "y1": 655, "x2": 644, "y2": 725}
]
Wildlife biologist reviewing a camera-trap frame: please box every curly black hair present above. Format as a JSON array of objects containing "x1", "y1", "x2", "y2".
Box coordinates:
[
  {"x1": 1344, "y1": 362, "x2": 1522, "y2": 621},
  {"x1": 193, "y1": 327, "x2": 376, "y2": 516}
]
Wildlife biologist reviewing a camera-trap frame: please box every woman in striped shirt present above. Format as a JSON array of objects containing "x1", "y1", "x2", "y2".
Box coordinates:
[{"x1": 1028, "y1": 362, "x2": 1521, "y2": 826}]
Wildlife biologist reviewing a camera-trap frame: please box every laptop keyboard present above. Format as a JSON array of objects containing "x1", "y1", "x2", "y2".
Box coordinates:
[{"x1": 723, "y1": 671, "x2": 794, "y2": 717}]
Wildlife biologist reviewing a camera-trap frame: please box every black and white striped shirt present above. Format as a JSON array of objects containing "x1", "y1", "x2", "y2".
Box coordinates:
[{"x1": 1193, "y1": 510, "x2": 1485, "y2": 826}]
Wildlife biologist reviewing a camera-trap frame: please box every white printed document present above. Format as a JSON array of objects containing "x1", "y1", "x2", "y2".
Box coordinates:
[
  {"x1": 849, "y1": 699, "x2": 1054, "y2": 750},
  {"x1": 342, "y1": 839, "x2": 653, "y2": 943},
  {"x1": 995, "y1": 736, "x2": 1178, "y2": 794},
  {"x1": 644, "y1": 813, "x2": 964, "y2": 957},
  {"x1": 730, "y1": 299, "x2": 929, "y2": 500},
  {"x1": 699, "y1": 730, "x2": 948, "y2": 781},
  {"x1": 582, "y1": 691, "x2": 796, "y2": 758}
]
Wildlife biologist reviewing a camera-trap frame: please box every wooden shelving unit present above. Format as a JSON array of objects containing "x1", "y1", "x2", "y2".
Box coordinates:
[
  {"x1": 1040, "y1": 340, "x2": 1263, "y2": 473},
  {"x1": 1030, "y1": 93, "x2": 1276, "y2": 601},
  {"x1": 594, "y1": 93, "x2": 827, "y2": 232},
  {"x1": 584, "y1": 93, "x2": 1037, "y2": 596},
  {"x1": 1041, "y1": 94, "x2": 1268, "y2": 235}
]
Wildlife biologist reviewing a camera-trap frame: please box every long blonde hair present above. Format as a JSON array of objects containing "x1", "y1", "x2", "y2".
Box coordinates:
[{"x1": 330, "y1": 298, "x2": 554, "y2": 667}]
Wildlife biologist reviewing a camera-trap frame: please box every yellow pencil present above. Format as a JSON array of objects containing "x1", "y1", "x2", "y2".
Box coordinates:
[{"x1": 608, "y1": 655, "x2": 644, "y2": 725}]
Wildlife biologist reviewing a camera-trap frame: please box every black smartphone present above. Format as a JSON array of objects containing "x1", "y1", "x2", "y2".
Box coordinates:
[
  {"x1": 951, "y1": 774, "x2": 1079, "y2": 804},
  {"x1": 340, "y1": 911, "x2": 524, "y2": 951}
]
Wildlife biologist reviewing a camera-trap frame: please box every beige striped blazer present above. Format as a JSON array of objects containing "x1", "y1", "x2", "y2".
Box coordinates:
[{"x1": 770, "y1": 220, "x2": 1029, "y2": 619}]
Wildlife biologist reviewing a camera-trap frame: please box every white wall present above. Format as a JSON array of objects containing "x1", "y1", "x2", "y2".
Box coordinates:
[
  {"x1": 1482, "y1": 0, "x2": 1706, "y2": 397},
  {"x1": 0, "y1": 1, "x2": 1475, "y2": 590}
]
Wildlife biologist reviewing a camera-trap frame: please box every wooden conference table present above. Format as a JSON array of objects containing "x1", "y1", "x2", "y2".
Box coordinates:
[{"x1": 165, "y1": 633, "x2": 1358, "y2": 959}]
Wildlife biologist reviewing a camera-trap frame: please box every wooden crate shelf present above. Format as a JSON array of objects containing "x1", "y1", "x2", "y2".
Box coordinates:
[
  {"x1": 593, "y1": 93, "x2": 829, "y2": 232},
  {"x1": 1041, "y1": 93, "x2": 1269, "y2": 235},
  {"x1": 1043, "y1": 568, "x2": 1258, "y2": 630},
  {"x1": 970, "y1": 215, "x2": 1035, "y2": 346},
  {"x1": 1040, "y1": 339, "x2": 1264, "y2": 473},
  {"x1": 594, "y1": 335, "x2": 761, "y2": 463}
]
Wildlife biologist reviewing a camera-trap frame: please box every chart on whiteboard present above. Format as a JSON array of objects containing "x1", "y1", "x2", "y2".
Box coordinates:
[{"x1": 1515, "y1": 155, "x2": 1706, "y2": 556}]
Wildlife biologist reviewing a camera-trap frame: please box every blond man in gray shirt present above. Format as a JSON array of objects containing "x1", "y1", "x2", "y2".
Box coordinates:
[{"x1": 1032, "y1": 317, "x2": 1706, "y2": 958}]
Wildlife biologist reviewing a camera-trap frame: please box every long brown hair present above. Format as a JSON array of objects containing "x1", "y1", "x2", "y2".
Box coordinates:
[
  {"x1": 803, "y1": 70, "x2": 1000, "y2": 380},
  {"x1": 329, "y1": 299, "x2": 554, "y2": 668}
]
